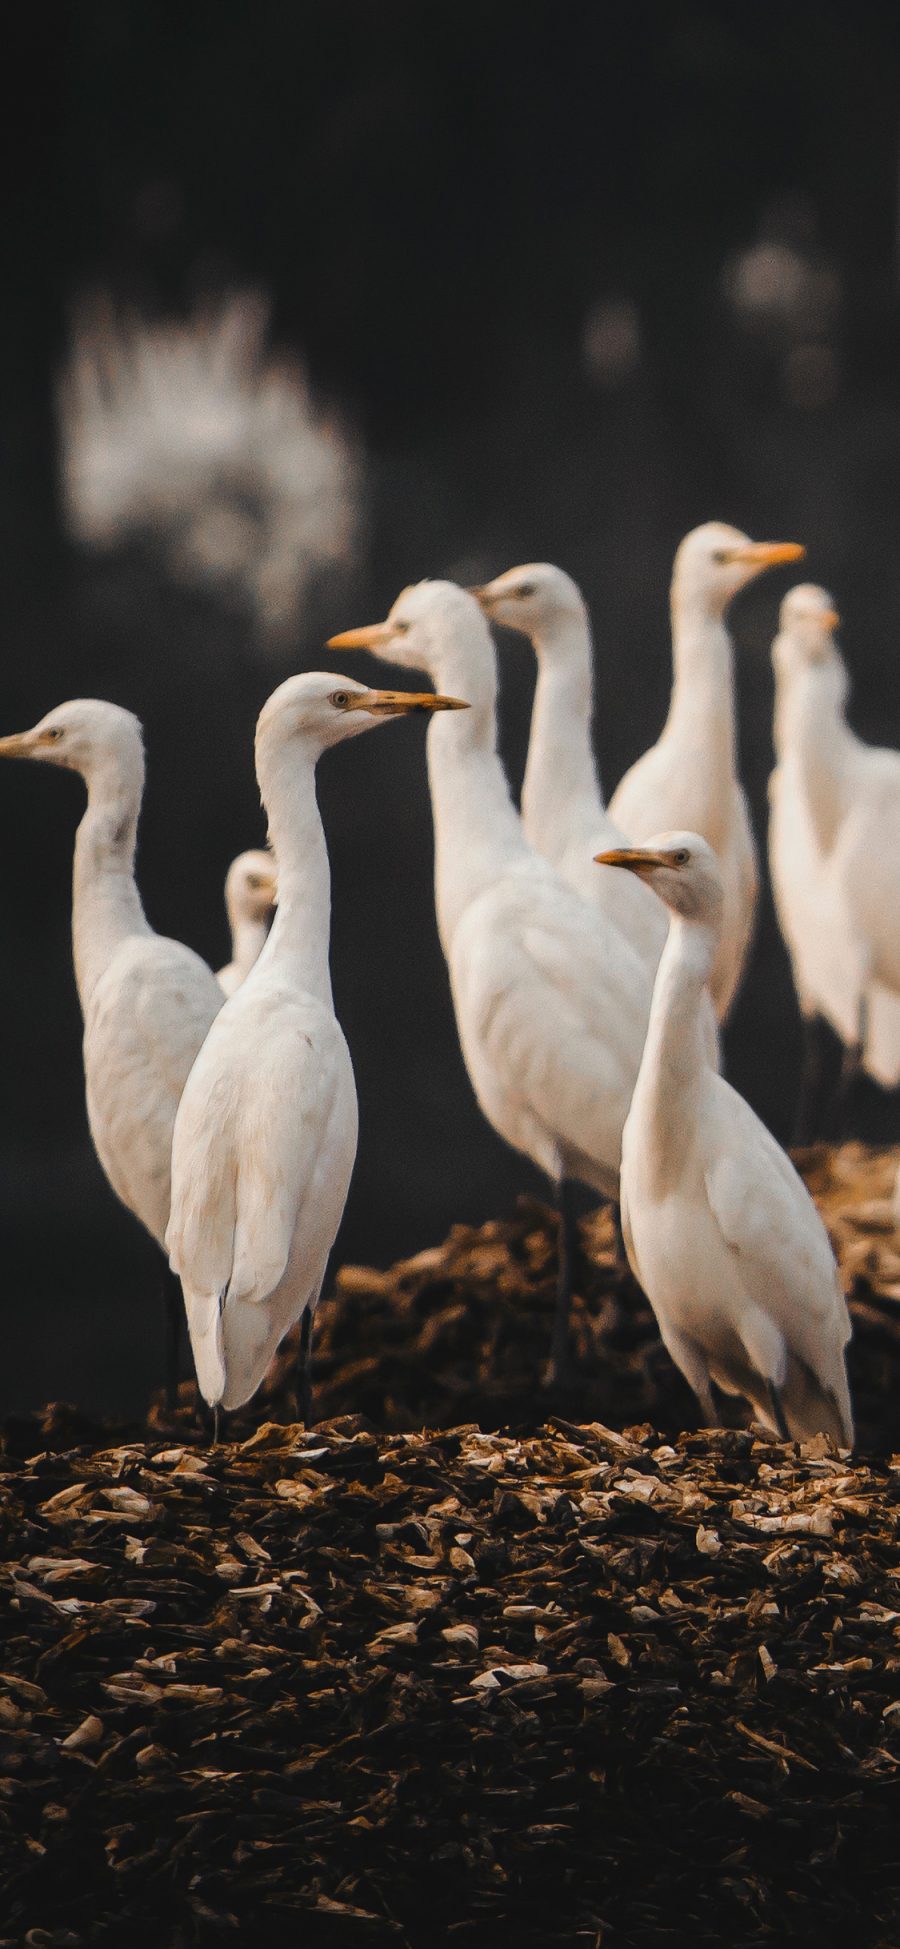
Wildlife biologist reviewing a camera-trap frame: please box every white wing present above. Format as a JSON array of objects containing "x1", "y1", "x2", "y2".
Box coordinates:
[
  {"x1": 450, "y1": 876, "x2": 649, "y2": 1192},
  {"x1": 167, "y1": 982, "x2": 357, "y2": 1405},
  {"x1": 83, "y1": 934, "x2": 223, "y2": 1246},
  {"x1": 703, "y1": 1077, "x2": 852, "y2": 1438}
]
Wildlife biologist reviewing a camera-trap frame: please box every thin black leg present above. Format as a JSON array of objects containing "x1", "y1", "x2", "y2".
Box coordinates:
[
  {"x1": 828, "y1": 992, "x2": 868, "y2": 1139},
  {"x1": 610, "y1": 1201, "x2": 627, "y2": 1266},
  {"x1": 212, "y1": 1404, "x2": 222, "y2": 1447},
  {"x1": 550, "y1": 1179, "x2": 578, "y2": 1389},
  {"x1": 768, "y1": 1381, "x2": 790, "y2": 1442},
  {"x1": 792, "y1": 1013, "x2": 827, "y2": 1147},
  {"x1": 297, "y1": 1308, "x2": 314, "y2": 1427},
  {"x1": 162, "y1": 1263, "x2": 183, "y2": 1412}
]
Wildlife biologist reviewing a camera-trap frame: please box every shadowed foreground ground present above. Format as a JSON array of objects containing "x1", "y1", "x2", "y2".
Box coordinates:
[{"x1": 1, "y1": 1146, "x2": 899, "y2": 1945}]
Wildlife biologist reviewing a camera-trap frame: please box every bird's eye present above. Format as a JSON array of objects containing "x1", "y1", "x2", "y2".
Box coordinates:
[
  {"x1": 330, "y1": 690, "x2": 351, "y2": 709},
  {"x1": 711, "y1": 550, "x2": 728, "y2": 564},
  {"x1": 672, "y1": 848, "x2": 690, "y2": 866},
  {"x1": 515, "y1": 583, "x2": 536, "y2": 599},
  {"x1": 41, "y1": 726, "x2": 64, "y2": 742},
  {"x1": 393, "y1": 619, "x2": 411, "y2": 635},
  {"x1": 247, "y1": 875, "x2": 262, "y2": 890}
]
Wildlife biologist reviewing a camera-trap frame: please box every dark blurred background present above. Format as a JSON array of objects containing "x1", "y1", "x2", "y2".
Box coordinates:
[{"x1": 3, "y1": 1, "x2": 900, "y2": 1413}]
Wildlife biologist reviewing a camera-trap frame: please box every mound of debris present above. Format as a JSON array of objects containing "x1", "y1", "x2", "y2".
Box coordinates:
[{"x1": 0, "y1": 1416, "x2": 899, "y2": 1945}]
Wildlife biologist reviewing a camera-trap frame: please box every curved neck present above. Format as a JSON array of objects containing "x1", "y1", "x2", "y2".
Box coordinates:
[
  {"x1": 666, "y1": 599, "x2": 736, "y2": 777},
  {"x1": 522, "y1": 614, "x2": 604, "y2": 862},
  {"x1": 774, "y1": 666, "x2": 860, "y2": 853},
  {"x1": 255, "y1": 738, "x2": 332, "y2": 1003},
  {"x1": 422, "y1": 618, "x2": 533, "y2": 943},
  {"x1": 635, "y1": 912, "x2": 715, "y2": 1186},
  {"x1": 72, "y1": 763, "x2": 149, "y2": 1008}
]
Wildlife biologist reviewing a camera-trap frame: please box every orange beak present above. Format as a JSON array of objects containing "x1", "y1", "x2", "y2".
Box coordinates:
[
  {"x1": 594, "y1": 847, "x2": 672, "y2": 877},
  {"x1": 326, "y1": 623, "x2": 393, "y2": 653},
  {"x1": 344, "y1": 688, "x2": 469, "y2": 715},
  {"x1": 721, "y1": 541, "x2": 806, "y2": 569}
]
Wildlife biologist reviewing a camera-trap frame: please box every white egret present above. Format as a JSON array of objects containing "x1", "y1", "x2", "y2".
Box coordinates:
[
  {"x1": 329, "y1": 581, "x2": 654, "y2": 1386},
  {"x1": 166, "y1": 673, "x2": 467, "y2": 1421},
  {"x1": 0, "y1": 699, "x2": 224, "y2": 1402},
  {"x1": 471, "y1": 561, "x2": 718, "y2": 1066},
  {"x1": 596, "y1": 832, "x2": 853, "y2": 1445},
  {"x1": 218, "y1": 848, "x2": 278, "y2": 996},
  {"x1": 607, "y1": 523, "x2": 805, "y2": 1020},
  {"x1": 769, "y1": 585, "x2": 900, "y2": 1133}
]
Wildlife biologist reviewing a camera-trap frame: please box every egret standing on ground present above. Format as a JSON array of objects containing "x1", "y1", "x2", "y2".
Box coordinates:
[
  {"x1": 166, "y1": 673, "x2": 467, "y2": 1422},
  {"x1": 0, "y1": 700, "x2": 224, "y2": 1402},
  {"x1": 596, "y1": 831, "x2": 853, "y2": 1445},
  {"x1": 329, "y1": 581, "x2": 654, "y2": 1386},
  {"x1": 218, "y1": 848, "x2": 278, "y2": 996},
  {"x1": 471, "y1": 561, "x2": 718, "y2": 1065},
  {"x1": 769, "y1": 585, "x2": 900, "y2": 1136},
  {"x1": 607, "y1": 523, "x2": 805, "y2": 1020}
]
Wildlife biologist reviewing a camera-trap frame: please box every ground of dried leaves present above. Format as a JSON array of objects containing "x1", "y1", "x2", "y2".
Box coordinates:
[{"x1": 2, "y1": 1145, "x2": 900, "y2": 1946}]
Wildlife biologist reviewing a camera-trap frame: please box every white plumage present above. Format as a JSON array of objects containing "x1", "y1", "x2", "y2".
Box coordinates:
[
  {"x1": 770, "y1": 586, "x2": 900, "y2": 1092},
  {"x1": 472, "y1": 561, "x2": 718, "y2": 1066},
  {"x1": 166, "y1": 673, "x2": 465, "y2": 1412},
  {"x1": 608, "y1": 522, "x2": 804, "y2": 1020},
  {"x1": 597, "y1": 831, "x2": 853, "y2": 1445},
  {"x1": 217, "y1": 848, "x2": 278, "y2": 997},
  {"x1": 329, "y1": 581, "x2": 657, "y2": 1379},
  {"x1": 0, "y1": 699, "x2": 223, "y2": 1252}
]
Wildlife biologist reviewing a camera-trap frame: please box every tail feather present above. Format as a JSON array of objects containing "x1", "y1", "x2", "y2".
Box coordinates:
[
  {"x1": 184, "y1": 1288, "x2": 226, "y2": 1406},
  {"x1": 782, "y1": 1351, "x2": 853, "y2": 1448}
]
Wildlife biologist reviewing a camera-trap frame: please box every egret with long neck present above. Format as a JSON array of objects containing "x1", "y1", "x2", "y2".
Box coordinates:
[
  {"x1": 770, "y1": 585, "x2": 900, "y2": 1129},
  {"x1": 471, "y1": 560, "x2": 719, "y2": 1066},
  {"x1": 0, "y1": 698, "x2": 225, "y2": 1403},
  {"x1": 597, "y1": 831, "x2": 853, "y2": 1446},
  {"x1": 166, "y1": 673, "x2": 467, "y2": 1419},
  {"x1": 329, "y1": 581, "x2": 656, "y2": 1386},
  {"x1": 608, "y1": 522, "x2": 805, "y2": 1019}
]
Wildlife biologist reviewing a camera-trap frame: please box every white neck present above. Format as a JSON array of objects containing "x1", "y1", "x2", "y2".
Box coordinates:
[
  {"x1": 522, "y1": 612, "x2": 605, "y2": 864},
  {"x1": 229, "y1": 914, "x2": 270, "y2": 982},
  {"x1": 72, "y1": 758, "x2": 149, "y2": 1009},
  {"x1": 421, "y1": 612, "x2": 533, "y2": 945},
  {"x1": 663, "y1": 598, "x2": 737, "y2": 832},
  {"x1": 254, "y1": 736, "x2": 333, "y2": 1003},
  {"x1": 774, "y1": 665, "x2": 861, "y2": 854},
  {"x1": 633, "y1": 911, "x2": 715, "y2": 1187}
]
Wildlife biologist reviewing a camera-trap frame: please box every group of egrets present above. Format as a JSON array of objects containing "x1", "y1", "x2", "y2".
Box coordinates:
[{"x1": 10, "y1": 516, "x2": 892, "y2": 1451}]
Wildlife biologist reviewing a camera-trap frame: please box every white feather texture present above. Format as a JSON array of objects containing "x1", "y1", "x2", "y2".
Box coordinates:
[
  {"x1": 608, "y1": 523, "x2": 802, "y2": 1021},
  {"x1": 603, "y1": 830, "x2": 853, "y2": 1446},
  {"x1": 0, "y1": 699, "x2": 224, "y2": 1251},
  {"x1": 768, "y1": 584, "x2": 900, "y2": 1086}
]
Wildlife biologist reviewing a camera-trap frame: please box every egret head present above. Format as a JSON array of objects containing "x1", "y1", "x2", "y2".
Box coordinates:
[
  {"x1": 0, "y1": 698, "x2": 145, "y2": 787},
  {"x1": 672, "y1": 522, "x2": 805, "y2": 619},
  {"x1": 255, "y1": 669, "x2": 468, "y2": 760},
  {"x1": 468, "y1": 562, "x2": 586, "y2": 643},
  {"x1": 772, "y1": 581, "x2": 844, "y2": 682},
  {"x1": 224, "y1": 849, "x2": 278, "y2": 929},
  {"x1": 327, "y1": 579, "x2": 482, "y2": 680},
  {"x1": 595, "y1": 829, "x2": 723, "y2": 926}
]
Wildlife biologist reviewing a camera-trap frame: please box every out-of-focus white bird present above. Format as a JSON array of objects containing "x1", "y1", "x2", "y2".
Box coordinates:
[
  {"x1": 166, "y1": 673, "x2": 466, "y2": 1419},
  {"x1": 0, "y1": 699, "x2": 224, "y2": 1400},
  {"x1": 329, "y1": 581, "x2": 655, "y2": 1385},
  {"x1": 596, "y1": 831, "x2": 853, "y2": 1445},
  {"x1": 608, "y1": 522, "x2": 805, "y2": 1020},
  {"x1": 770, "y1": 585, "x2": 900, "y2": 1131},
  {"x1": 472, "y1": 561, "x2": 718, "y2": 1067},
  {"x1": 217, "y1": 848, "x2": 278, "y2": 997}
]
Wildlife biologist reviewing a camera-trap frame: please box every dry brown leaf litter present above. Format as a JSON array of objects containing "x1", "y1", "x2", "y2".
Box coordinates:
[{"x1": 1, "y1": 1144, "x2": 900, "y2": 1945}]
